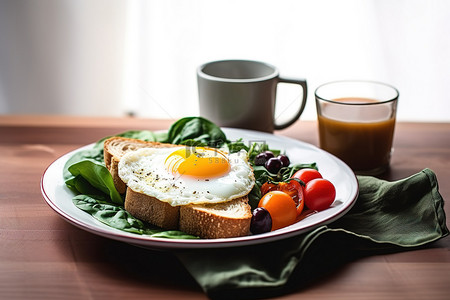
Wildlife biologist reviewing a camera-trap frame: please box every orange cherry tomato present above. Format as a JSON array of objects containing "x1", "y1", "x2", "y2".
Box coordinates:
[
  {"x1": 258, "y1": 191, "x2": 297, "y2": 231},
  {"x1": 261, "y1": 180, "x2": 304, "y2": 217}
]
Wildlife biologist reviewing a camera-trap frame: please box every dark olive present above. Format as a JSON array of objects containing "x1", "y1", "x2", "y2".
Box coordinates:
[
  {"x1": 263, "y1": 151, "x2": 275, "y2": 159},
  {"x1": 254, "y1": 151, "x2": 275, "y2": 166},
  {"x1": 277, "y1": 154, "x2": 290, "y2": 167},
  {"x1": 250, "y1": 207, "x2": 272, "y2": 234},
  {"x1": 265, "y1": 157, "x2": 283, "y2": 174}
]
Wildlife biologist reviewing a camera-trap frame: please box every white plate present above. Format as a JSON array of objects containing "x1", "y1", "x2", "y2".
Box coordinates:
[{"x1": 41, "y1": 128, "x2": 358, "y2": 249}]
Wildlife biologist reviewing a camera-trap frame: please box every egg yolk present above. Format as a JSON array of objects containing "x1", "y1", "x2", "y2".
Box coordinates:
[{"x1": 165, "y1": 147, "x2": 230, "y2": 179}]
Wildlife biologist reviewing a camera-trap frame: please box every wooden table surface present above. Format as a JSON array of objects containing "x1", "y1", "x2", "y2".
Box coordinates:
[{"x1": 1, "y1": 115, "x2": 449, "y2": 300}]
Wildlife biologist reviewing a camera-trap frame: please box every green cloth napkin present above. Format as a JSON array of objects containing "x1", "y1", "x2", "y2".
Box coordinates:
[{"x1": 175, "y1": 169, "x2": 449, "y2": 300}]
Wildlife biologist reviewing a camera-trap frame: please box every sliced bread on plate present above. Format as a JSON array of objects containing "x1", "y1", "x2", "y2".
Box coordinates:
[{"x1": 103, "y1": 137, "x2": 252, "y2": 238}]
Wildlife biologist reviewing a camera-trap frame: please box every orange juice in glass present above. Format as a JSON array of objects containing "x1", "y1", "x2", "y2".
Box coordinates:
[{"x1": 315, "y1": 81, "x2": 399, "y2": 175}]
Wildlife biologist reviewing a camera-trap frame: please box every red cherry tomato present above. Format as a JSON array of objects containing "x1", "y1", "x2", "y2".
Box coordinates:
[
  {"x1": 261, "y1": 179, "x2": 304, "y2": 216},
  {"x1": 260, "y1": 182, "x2": 278, "y2": 195},
  {"x1": 292, "y1": 168, "x2": 322, "y2": 184},
  {"x1": 303, "y1": 178, "x2": 336, "y2": 211},
  {"x1": 258, "y1": 191, "x2": 297, "y2": 231},
  {"x1": 295, "y1": 192, "x2": 305, "y2": 217}
]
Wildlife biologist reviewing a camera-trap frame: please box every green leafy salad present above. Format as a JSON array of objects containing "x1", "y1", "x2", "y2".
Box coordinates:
[{"x1": 63, "y1": 117, "x2": 316, "y2": 239}]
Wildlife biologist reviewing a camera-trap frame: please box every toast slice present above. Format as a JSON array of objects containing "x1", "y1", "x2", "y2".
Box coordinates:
[
  {"x1": 103, "y1": 136, "x2": 253, "y2": 239},
  {"x1": 104, "y1": 137, "x2": 178, "y2": 194},
  {"x1": 124, "y1": 187, "x2": 252, "y2": 237}
]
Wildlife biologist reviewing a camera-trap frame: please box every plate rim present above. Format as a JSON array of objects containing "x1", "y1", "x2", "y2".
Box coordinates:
[{"x1": 40, "y1": 127, "x2": 359, "y2": 250}]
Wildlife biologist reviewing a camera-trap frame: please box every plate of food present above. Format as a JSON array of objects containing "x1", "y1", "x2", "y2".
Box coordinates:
[{"x1": 41, "y1": 117, "x2": 358, "y2": 249}]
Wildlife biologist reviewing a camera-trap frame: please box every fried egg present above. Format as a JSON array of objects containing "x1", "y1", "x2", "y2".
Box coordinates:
[{"x1": 118, "y1": 146, "x2": 255, "y2": 206}]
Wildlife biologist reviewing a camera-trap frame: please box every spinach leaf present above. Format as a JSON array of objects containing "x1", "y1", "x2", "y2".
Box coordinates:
[
  {"x1": 73, "y1": 195, "x2": 145, "y2": 234},
  {"x1": 226, "y1": 139, "x2": 249, "y2": 153},
  {"x1": 68, "y1": 160, "x2": 123, "y2": 205},
  {"x1": 73, "y1": 195, "x2": 198, "y2": 239},
  {"x1": 254, "y1": 162, "x2": 318, "y2": 185},
  {"x1": 166, "y1": 117, "x2": 227, "y2": 147},
  {"x1": 63, "y1": 150, "x2": 104, "y2": 180},
  {"x1": 65, "y1": 174, "x2": 105, "y2": 196},
  {"x1": 151, "y1": 230, "x2": 200, "y2": 239},
  {"x1": 248, "y1": 184, "x2": 262, "y2": 210}
]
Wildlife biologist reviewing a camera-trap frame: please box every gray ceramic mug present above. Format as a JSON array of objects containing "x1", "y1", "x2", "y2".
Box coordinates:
[{"x1": 197, "y1": 60, "x2": 307, "y2": 132}]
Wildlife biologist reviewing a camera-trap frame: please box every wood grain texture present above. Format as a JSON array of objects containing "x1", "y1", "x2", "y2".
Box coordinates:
[{"x1": 1, "y1": 115, "x2": 449, "y2": 299}]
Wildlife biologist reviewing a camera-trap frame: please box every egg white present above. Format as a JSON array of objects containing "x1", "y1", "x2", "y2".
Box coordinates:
[{"x1": 118, "y1": 147, "x2": 255, "y2": 206}]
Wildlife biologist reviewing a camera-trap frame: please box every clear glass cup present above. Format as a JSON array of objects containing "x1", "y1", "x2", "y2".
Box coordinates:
[{"x1": 315, "y1": 80, "x2": 399, "y2": 175}]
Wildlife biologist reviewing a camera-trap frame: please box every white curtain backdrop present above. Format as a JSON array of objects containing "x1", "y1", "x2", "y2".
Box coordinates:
[
  {"x1": 0, "y1": 0, "x2": 127, "y2": 115},
  {"x1": 1, "y1": 0, "x2": 449, "y2": 121}
]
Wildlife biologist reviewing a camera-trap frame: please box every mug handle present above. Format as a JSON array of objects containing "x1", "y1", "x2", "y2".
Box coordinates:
[{"x1": 274, "y1": 77, "x2": 308, "y2": 130}]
